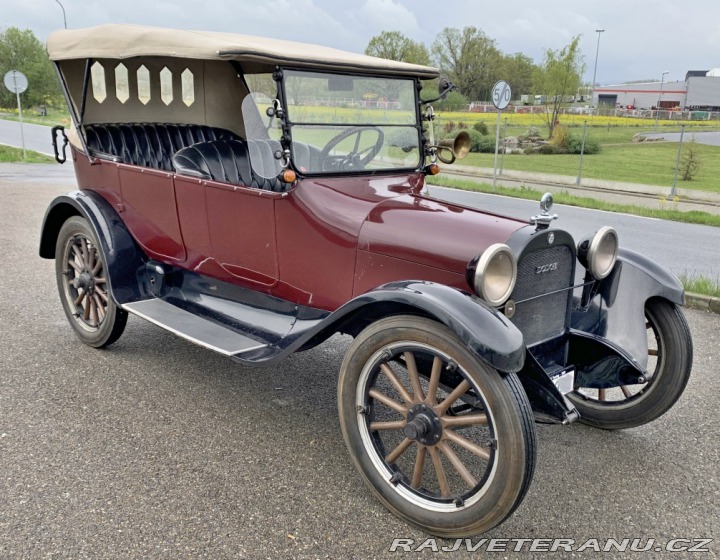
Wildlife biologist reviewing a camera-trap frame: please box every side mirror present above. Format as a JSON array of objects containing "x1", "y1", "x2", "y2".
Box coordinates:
[{"x1": 421, "y1": 75, "x2": 456, "y2": 105}]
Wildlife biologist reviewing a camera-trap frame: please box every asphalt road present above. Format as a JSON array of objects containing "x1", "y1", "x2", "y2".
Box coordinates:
[
  {"x1": 428, "y1": 184, "x2": 720, "y2": 279},
  {"x1": 0, "y1": 117, "x2": 56, "y2": 156},
  {"x1": 0, "y1": 171, "x2": 719, "y2": 559}
]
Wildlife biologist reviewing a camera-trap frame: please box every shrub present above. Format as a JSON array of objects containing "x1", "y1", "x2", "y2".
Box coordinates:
[
  {"x1": 564, "y1": 135, "x2": 601, "y2": 154},
  {"x1": 443, "y1": 121, "x2": 456, "y2": 134},
  {"x1": 457, "y1": 121, "x2": 468, "y2": 129},
  {"x1": 525, "y1": 143, "x2": 567, "y2": 155},
  {"x1": 473, "y1": 121, "x2": 489, "y2": 135},
  {"x1": 681, "y1": 138, "x2": 700, "y2": 181}
]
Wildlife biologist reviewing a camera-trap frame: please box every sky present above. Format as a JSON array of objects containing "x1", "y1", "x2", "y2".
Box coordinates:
[{"x1": 4, "y1": 0, "x2": 720, "y2": 90}]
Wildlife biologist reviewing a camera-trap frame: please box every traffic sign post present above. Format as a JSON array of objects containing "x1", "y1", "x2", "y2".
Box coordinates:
[
  {"x1": 3, "y1": 70, "x2": 29, "y2": 160},
  {"x1": 491, "y1": 81, "x2": 511, "y2": 190}
]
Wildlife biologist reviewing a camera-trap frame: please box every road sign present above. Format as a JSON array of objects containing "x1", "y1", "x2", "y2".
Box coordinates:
[
  {"x1": 491, "y1": 80, "x2": 511, "y2": 110},
  {"x1": 4, "y1": 70, "x2": 28, "y2": 94},
  {"x1": 3, "y1": 70, "x2": 28, "y2": 159}
]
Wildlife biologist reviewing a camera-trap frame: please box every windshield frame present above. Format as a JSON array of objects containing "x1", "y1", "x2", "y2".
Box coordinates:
[{"x1": 277, "y1": 66, "x2": 425, "y2": 177}]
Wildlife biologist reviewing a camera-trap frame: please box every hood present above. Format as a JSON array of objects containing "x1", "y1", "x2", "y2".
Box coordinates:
[{"x1": 358, "y1": 194, "x2": 528, "y2": 275}]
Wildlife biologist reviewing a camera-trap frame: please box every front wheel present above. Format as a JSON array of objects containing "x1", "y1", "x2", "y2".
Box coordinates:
[
  {"x1": 569, "y1": 298, "x2": 693, "y2": 430},
  {"x1": 338, "y1": 316, "x2": 536, "y2": 537},
  {"x1": 55, "y1": 216, "x2": 127, "y2": 348}
]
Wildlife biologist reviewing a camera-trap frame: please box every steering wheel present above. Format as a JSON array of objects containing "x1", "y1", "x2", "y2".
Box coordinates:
[{"x1": 319, "y1": 126, "x2": 384, "y2": 171}]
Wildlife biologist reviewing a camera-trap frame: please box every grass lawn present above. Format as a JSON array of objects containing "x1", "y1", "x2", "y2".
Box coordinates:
[
  {"x1": 0, "y1": 107, "x2": 71, "y2": 127},
  {"x1": 456, "y1": 136, "x2": 720, "y2": 193},
  {"x1": 0, "y1": 144, "x2": 55, "y2": 163}
]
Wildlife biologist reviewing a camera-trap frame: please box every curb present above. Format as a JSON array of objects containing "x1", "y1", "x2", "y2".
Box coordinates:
[{"x1": 685, "y1": 292, "x2": 720, "y2": 314}]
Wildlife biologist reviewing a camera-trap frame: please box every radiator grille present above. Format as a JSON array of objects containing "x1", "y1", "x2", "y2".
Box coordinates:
[{"x1": 510, "y1": 245, "x2": 573, "y2": 345}]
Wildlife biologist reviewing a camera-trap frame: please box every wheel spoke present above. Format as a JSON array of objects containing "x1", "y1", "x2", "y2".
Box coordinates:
[
  {"x1": 438, "y1": 441, "x2": 478, "y2": 488},
  {"x1": 411, "y1": 445, "x2": 426, "y2": 488},
  {"x1": 404, "y1": 351, "x2": 425, "y2": 402},
  {"x1": 92, "y1": 294, "x2": 105, "y2": 322},
  {"x1": 368, "y1": 388, "x2": 407, "y2": 415},
  {"x1": 95, "y1": 288, "x2": 109, "y2": 303},
  {"x1": 94, "y1": 276, "x2": 107, "y2": 285},
  {"x1": 89, "y1": 297, "x2": 99, "y2": 326},
  {"x1": 369, "y1": 420, "x2": 406, "y2": 431},
  {"x1": 598, "y1": 388, "x2": 606, "y2": 401},
  {"x1": 425, "y1": 356, "x2": 442, "y2": 405},
  {"x1": 427, "y1": 446, "x2": 450, "y2": 498},
  {"x1": 80, "y1": 237, "x2": 89, "y2": 263},
  {"x1": 87, "y1": 245, "x2": 95, "y2": 271},
  {"x1": 380, "y1": 364, "x2": 413, "y2": 404},
  {"x1": 71, "y1": 243, "x2": 83, "y2": 262},
  {"x1": 67, "y1": 259, "x2": 82, "y2": 273},
  {"x1": 435, "y1": 379, "x2": 471, "y2": 415},
  {"x1": 444, "y1": 429, "x2": 491, "y2": 461},
  {"x1": 441, "y1": 413, "x2": 488, "y2": 428},
  {"x1": 92, "y1": 260, "x2": 103, "y2": 276},
  {"x1": 74, "y1": 290, "x2": 86, "y2": 306},
  {"x1": 648, "y1": 348, "x2": 658, "y2": 356},
  {"x1": 621, "y1": 385, "x2": 632, "y2": 398},
  {"x1": 385, "y1": 437, "x2": 413, "y2": 464},
  {"x1": 83, "y1": 297, "x2": 91, "y2": 321}
]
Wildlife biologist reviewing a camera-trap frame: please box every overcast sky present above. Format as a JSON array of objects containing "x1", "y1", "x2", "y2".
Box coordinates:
[{"x1": 5, "y1": 0, "x2": 720, "y2": 88}]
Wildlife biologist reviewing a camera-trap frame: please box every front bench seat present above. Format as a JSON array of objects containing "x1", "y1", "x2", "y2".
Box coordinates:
[
  {"x1": 84, "y1": 123, "x2": 241, "y2": 171},
  {"x1": 172, "y1": 139, "x2": 289, "y2": 192}
]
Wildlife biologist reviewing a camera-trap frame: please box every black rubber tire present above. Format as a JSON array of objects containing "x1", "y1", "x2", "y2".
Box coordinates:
[
  {"x1": 338, "y1": 315, "x2": 536, "y2": 537},
  {"x1": 55, "y1": 216, "x2": 128, "y2": 348},
  {"x1": 569, "y1": 299, "x2": 693, "y2": 430}
]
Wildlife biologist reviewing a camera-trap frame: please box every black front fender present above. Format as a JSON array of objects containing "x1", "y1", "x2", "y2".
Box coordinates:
[
  {"x1": 244, "y1": 280, "x2": 526, "y2": 372},
  {"x1": 39, "y1": 190, "x2": 147, "y2": 304},
  {"x1": 571, "y1": 247, "x2": 684, "y2": 372}
]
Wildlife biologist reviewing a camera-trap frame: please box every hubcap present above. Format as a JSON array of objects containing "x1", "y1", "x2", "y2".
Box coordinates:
[{"x1": 404, "y1": 404, "x2": 442, "y2": 445}]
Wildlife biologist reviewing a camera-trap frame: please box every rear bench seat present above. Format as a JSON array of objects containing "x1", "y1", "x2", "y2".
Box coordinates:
[
  {"x1": 172, "y1": 139, "x2": 323, "y2": 193},
  {"x1": 83, "y1": 123, "x2": 241, "y2": 171}
]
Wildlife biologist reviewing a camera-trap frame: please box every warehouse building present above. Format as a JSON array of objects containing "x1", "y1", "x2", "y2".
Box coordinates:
[{"x1": 592, "y1": 69, "x2": 720, "y2": 110}]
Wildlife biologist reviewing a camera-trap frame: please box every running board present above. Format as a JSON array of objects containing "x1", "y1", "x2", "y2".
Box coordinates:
[{"x1": 123, "y1": 299, "x2": 268, "y2": 357}]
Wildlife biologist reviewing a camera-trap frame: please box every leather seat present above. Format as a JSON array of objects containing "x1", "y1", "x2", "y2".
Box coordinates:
[
  {"x1": 84, "y1": 123, "x2": 241, "y2": 171},
  {"x1": 172, "y1": 139, "x2": 288, "y2": 192}
]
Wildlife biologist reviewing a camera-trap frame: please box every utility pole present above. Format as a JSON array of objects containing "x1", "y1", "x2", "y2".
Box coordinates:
[{"x1": 590, "y1": 29, "x2": 605, "y2": 106}]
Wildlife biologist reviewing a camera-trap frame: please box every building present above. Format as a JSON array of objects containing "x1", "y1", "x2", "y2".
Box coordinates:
[{"x1": 592, "y1": 69, "x2": 720, "y2": 110}]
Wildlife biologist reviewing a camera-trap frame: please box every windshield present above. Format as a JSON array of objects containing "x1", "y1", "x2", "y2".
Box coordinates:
[{"x1": 282, "y1": 70, "x2": 421, "y2": 174}]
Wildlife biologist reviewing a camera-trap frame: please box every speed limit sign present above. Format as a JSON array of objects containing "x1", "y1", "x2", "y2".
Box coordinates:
[{"x1": 491, "y1": 80, "x2": 512, "y2": 110}]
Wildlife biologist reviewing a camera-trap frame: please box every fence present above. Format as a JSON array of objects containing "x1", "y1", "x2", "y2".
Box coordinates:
[{"x1": 461, "y1": 101, "x2": 720, "y2": 123}]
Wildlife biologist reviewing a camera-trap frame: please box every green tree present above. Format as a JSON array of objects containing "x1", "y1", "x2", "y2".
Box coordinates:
[
  {"x1": 0, "y1": 27, "x2": 62, "y2": 108},
  {"x1": 431, "y1": 26, "x2": 501, "y2": 101},
  {"x1": 500, "y1": 53, "x2": 537, "y2": 99},
  {"x1": 365, "y1": 31, "x2": 431, "y2": 66},
  {"x1": 532, "y1": 35, "x2": 586, "y2": 137}
]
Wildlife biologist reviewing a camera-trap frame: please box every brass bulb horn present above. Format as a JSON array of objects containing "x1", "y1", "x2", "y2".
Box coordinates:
[{"x1": 434, "y1": 131, "x2": 471, "y2": 164}]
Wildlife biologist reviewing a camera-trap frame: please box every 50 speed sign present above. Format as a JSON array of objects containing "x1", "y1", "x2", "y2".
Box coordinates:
[{"x1": 491, "y1": 80, "x2": 511, "y2": 110}]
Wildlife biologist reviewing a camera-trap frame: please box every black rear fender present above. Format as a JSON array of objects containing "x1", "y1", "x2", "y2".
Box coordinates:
[{"x1": 39, "y1": 191, "x2": 146, "y2": 304}]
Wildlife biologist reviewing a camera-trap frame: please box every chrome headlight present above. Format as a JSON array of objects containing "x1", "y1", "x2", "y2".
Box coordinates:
[
  {"x1": 467, "y1": 243, "x2": 517, "y2": 306},
  {"x1": 578, "y1": 226, "x2": 619, "y2": 279}
]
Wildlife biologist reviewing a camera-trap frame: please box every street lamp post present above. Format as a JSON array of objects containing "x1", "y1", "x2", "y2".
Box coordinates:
[
  {"x1": 590, "y1": 29, "x2": 605, "y2": 107},
  {"x1": 654, "y1": 70, "x2": 669, "y2": 129},
  {"x1": 54, "y1": 0, "x2": 67, "y2": 29}
]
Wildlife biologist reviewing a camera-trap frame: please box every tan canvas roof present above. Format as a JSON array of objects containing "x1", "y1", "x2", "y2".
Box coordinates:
[{"x1": 47, "y1": 24, "x2": 439, "y2": 79}]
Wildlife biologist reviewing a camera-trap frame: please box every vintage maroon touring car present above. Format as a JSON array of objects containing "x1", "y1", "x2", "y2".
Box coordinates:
[{"x1": 41, "y1": 25, "x2": 692, "y2": 536}]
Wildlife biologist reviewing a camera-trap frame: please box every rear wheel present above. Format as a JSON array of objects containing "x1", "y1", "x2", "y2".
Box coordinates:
[
  {"x1": 338, "y1": 315, "x2": 536, "y2": 537},
  {"x1": 55, "y1": 216, "x2": 127, "y2": 348},
  {"x1": 569, "y1": 299, "x2": 692, "y2": 429}
]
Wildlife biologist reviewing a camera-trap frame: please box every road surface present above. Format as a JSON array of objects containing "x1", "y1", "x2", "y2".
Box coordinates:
[{"x1": 0, "y1": 175, "x2": 718, "y2": 558}]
